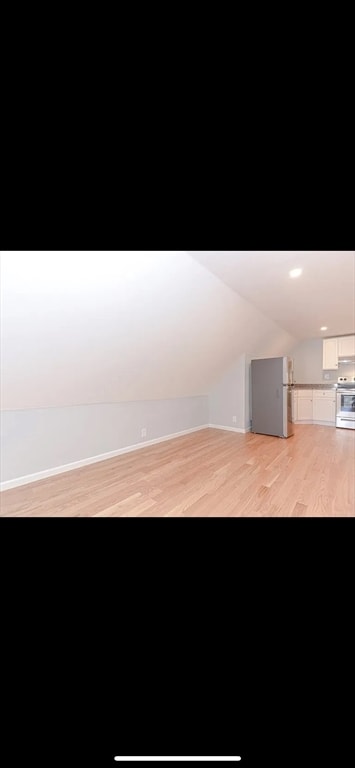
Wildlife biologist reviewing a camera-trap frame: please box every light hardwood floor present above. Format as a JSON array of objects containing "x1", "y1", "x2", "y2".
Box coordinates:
[{"x1": 1, "y1": 426, "x2": 354, "y2": 517}]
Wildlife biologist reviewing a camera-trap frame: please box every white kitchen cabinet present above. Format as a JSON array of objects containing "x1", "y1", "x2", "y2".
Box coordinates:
[
  {"x1": 293, "y1": 389, "x2": 336, "y2": 425},
  {"x1": 337, "y1": 335, "x2": 355, "y2": 357},
  {"x1": 312, "y1": 390, "x2": 336, "y2": 424},
  {"x1": 323, "y1": 338, "x2": 338, "y2": 370},
  {"x1": 296, "y1": 392, "x2": 313, "y2": 421}
]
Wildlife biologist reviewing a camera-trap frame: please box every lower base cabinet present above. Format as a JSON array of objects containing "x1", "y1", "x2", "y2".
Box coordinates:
[{"x1": 292, "y1": 390, "x2": 336, "y2": 425}]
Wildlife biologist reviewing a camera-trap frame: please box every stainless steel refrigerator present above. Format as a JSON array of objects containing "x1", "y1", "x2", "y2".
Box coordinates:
[{"x1": 251, "y1": 357, "x2": 294, "y2": 438}]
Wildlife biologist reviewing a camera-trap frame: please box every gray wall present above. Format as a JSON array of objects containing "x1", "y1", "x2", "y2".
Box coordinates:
[
  {"x1": 290, "y1": 337, "x2": 355, "y2": 384},
  {"x1": 208, "y1": 355, "x2": 246, "y2": 430},
  {"x1": 0, "y1": 396, "x2": 208, "y2": 484}
]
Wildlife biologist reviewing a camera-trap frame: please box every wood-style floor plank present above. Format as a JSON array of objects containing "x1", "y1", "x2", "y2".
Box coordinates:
[{"x1": 1, "y1": 425, "x2": 354, "y2": 517}]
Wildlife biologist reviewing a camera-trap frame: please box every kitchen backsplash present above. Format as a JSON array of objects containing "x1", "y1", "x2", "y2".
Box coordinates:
[{"x1": 333, "y1": 363, "x2": 355, "y2": 380}]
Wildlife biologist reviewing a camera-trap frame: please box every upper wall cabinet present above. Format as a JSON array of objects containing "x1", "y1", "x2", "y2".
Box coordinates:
[
  {"x1": 337, "y1": 335, "x2": 355, "y2": 357},
  {"x1": 323, "y1": 338, "x2": 339, "y2": 370},
  {"x1": 322, "y1": 335, "x2": 355, "y2": 369}
]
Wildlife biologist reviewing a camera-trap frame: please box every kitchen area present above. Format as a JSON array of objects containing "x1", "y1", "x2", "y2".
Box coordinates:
[
  {"x1": 291, "y1": 334, "x2": 355, "y2": 430},
  {"x1": 249, "y1": 334, "x2": 355, "y2": 436}
]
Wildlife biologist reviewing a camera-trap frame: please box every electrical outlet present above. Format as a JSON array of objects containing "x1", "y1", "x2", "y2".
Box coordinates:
[
  {"x1": 323, "y1": 373, "x2": 330, "y2": 380},
  {"x1": 232, "y1": 416, "x2": 237, "y2": 423},
  {"x1": 141, "y1": 428, "x2": 147, "y2": 438}
]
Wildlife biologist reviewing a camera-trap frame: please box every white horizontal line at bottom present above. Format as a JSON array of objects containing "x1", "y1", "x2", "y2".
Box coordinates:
[{"x1": 114, "y1": 759, "x2": 242, "y2": 763}]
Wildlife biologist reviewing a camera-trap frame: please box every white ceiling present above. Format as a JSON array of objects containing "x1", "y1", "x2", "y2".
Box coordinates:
[{"x1": 189, "y1": 251, "x2": 355, "y2": 340}]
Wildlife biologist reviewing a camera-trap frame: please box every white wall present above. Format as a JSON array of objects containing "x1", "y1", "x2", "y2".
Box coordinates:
[
  {"x1": 290, "y1": 337, "x2": 355, "y2": 384},
  {"x1": 0, "y1": 250, "x2": 297, "y2": 486},
  {"x1": 1, "y1": 251, "x2": 298, "y2": 410}
]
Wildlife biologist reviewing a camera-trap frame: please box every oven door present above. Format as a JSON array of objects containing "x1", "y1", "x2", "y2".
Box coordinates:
[{"x1": 336, "y1": 390, "x2": 355, "y2": 429}]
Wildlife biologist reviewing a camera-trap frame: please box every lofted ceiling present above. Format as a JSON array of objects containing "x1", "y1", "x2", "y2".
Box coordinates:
[{"x1": 189, "y1": 251, "x2": 355, "y2": 340}]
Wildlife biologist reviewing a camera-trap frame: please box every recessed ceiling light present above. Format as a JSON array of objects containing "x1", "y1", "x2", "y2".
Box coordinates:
[
  {"x1": 289, "y1": 268, "x2": 303, "y2": 278},
  {"x1": 320, "y1": 326, "x2": 328, "y2": 331}
]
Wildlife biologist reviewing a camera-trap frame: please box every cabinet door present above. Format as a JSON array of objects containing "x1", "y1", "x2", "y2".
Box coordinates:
[
  {"x1": 337, "y1": 335, "x2": 355, "y2": 357},
  {"x1": 297, "y1": 397, "x2": 313, "y2": 421},
  {"x1": 323, "y1": 338, "x2": 338, "y2": 370},
  {"x1": 313, "y1": 396, "x2": 336, "y2": 423}
]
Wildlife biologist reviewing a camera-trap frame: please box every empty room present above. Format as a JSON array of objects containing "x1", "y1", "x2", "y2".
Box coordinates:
[{"x1": 0, "y1": 250, "x2": 354, "y2": 517}]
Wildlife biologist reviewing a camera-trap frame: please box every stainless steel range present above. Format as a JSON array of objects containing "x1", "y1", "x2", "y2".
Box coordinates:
[{"x1": 336, "y1": 379, "x2": 355, "y2": 429}]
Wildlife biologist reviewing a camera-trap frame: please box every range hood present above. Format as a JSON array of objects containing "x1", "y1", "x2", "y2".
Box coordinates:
[{"x1": 338, "y1": 355, "x2": 355, "y2": 364}]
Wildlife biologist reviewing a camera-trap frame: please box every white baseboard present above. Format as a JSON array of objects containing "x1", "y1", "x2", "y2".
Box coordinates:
[
  {"x1": 208, "y1": 423, "x2": 250, "y2": 434},
  {"x1": 0, "y1": 424, "x2": 209, "y2": 491}
]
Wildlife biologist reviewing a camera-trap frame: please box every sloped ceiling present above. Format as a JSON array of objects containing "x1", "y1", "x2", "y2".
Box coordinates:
[
  {"x1": 190, "y1": 251, "x2": 355, "y2": 339},
  {"x1": 1, "y1": 251, "x2": 297, "y2": 410}
]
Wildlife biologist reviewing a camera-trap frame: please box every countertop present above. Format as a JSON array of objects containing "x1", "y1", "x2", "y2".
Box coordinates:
[{"x1": 292, "y1": 383, "x2": 338, "y2": 390}]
